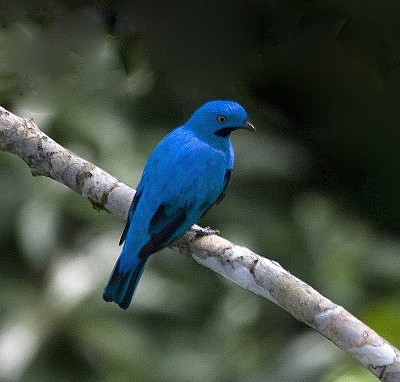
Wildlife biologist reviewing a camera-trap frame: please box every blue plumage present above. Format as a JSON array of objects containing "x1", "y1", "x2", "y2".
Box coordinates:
[{"x1": 103, "y1": 100, "x2": 255, "y2": 309}]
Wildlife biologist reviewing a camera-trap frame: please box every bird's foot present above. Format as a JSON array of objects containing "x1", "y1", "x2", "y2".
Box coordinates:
[{"x1": 193, "y1": 226, "x2": 220, "y2": 238}]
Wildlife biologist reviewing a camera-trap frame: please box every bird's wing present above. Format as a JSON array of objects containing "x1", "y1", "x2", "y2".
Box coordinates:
[
  {"x1": 138, "y1": 203, "x2": 188, "y2": 258},
  {"x1": 138, "y1": 164, "x2": 230, "y2": 256}
]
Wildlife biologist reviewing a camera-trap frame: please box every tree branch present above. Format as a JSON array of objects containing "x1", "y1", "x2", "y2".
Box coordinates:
[{"x1": 1, "y1": 105, "x2": 399, "y2": 381}]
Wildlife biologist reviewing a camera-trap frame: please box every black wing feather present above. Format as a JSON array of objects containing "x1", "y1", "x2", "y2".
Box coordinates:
[
  {"x1": 139, "y1": 205, "x2": 187, "y2": 258},
  {"x1": 119, "y1": 189, "x2": 143, "y2": 245}
]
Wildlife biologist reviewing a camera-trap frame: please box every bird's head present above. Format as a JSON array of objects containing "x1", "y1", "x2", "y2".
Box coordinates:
[{"x1": 186, "y1": 100, "x2": 255, "y2": 138}]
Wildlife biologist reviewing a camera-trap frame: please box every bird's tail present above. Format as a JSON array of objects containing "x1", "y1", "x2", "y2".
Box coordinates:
[{"x1": 103, "y1": 254, "x2": 148, "y2": 309}]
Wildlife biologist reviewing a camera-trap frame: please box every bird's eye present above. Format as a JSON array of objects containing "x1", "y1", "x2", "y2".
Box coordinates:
[{"x1": 217, "y1": 115, "x2": 227, "y2": 124}]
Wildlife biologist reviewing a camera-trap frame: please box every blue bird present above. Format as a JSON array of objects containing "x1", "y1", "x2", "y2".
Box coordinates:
[{"x1": 103, "y1": 100, "x2": 255, "y2": 309}]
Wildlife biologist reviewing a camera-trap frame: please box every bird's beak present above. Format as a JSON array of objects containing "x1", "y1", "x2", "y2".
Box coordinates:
[{"x1": 242, "y1": 120, "x2": 256, "y2": 132}]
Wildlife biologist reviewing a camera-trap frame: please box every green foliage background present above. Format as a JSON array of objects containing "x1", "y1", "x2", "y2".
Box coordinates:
[{"x1": 1, "y1": 1, "x2": 400, "y2": 381}]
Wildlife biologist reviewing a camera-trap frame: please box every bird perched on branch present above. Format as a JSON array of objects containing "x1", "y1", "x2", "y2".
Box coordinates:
[{"x1": 103, "y1": 100, "x2": 255, "y2": 309}]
